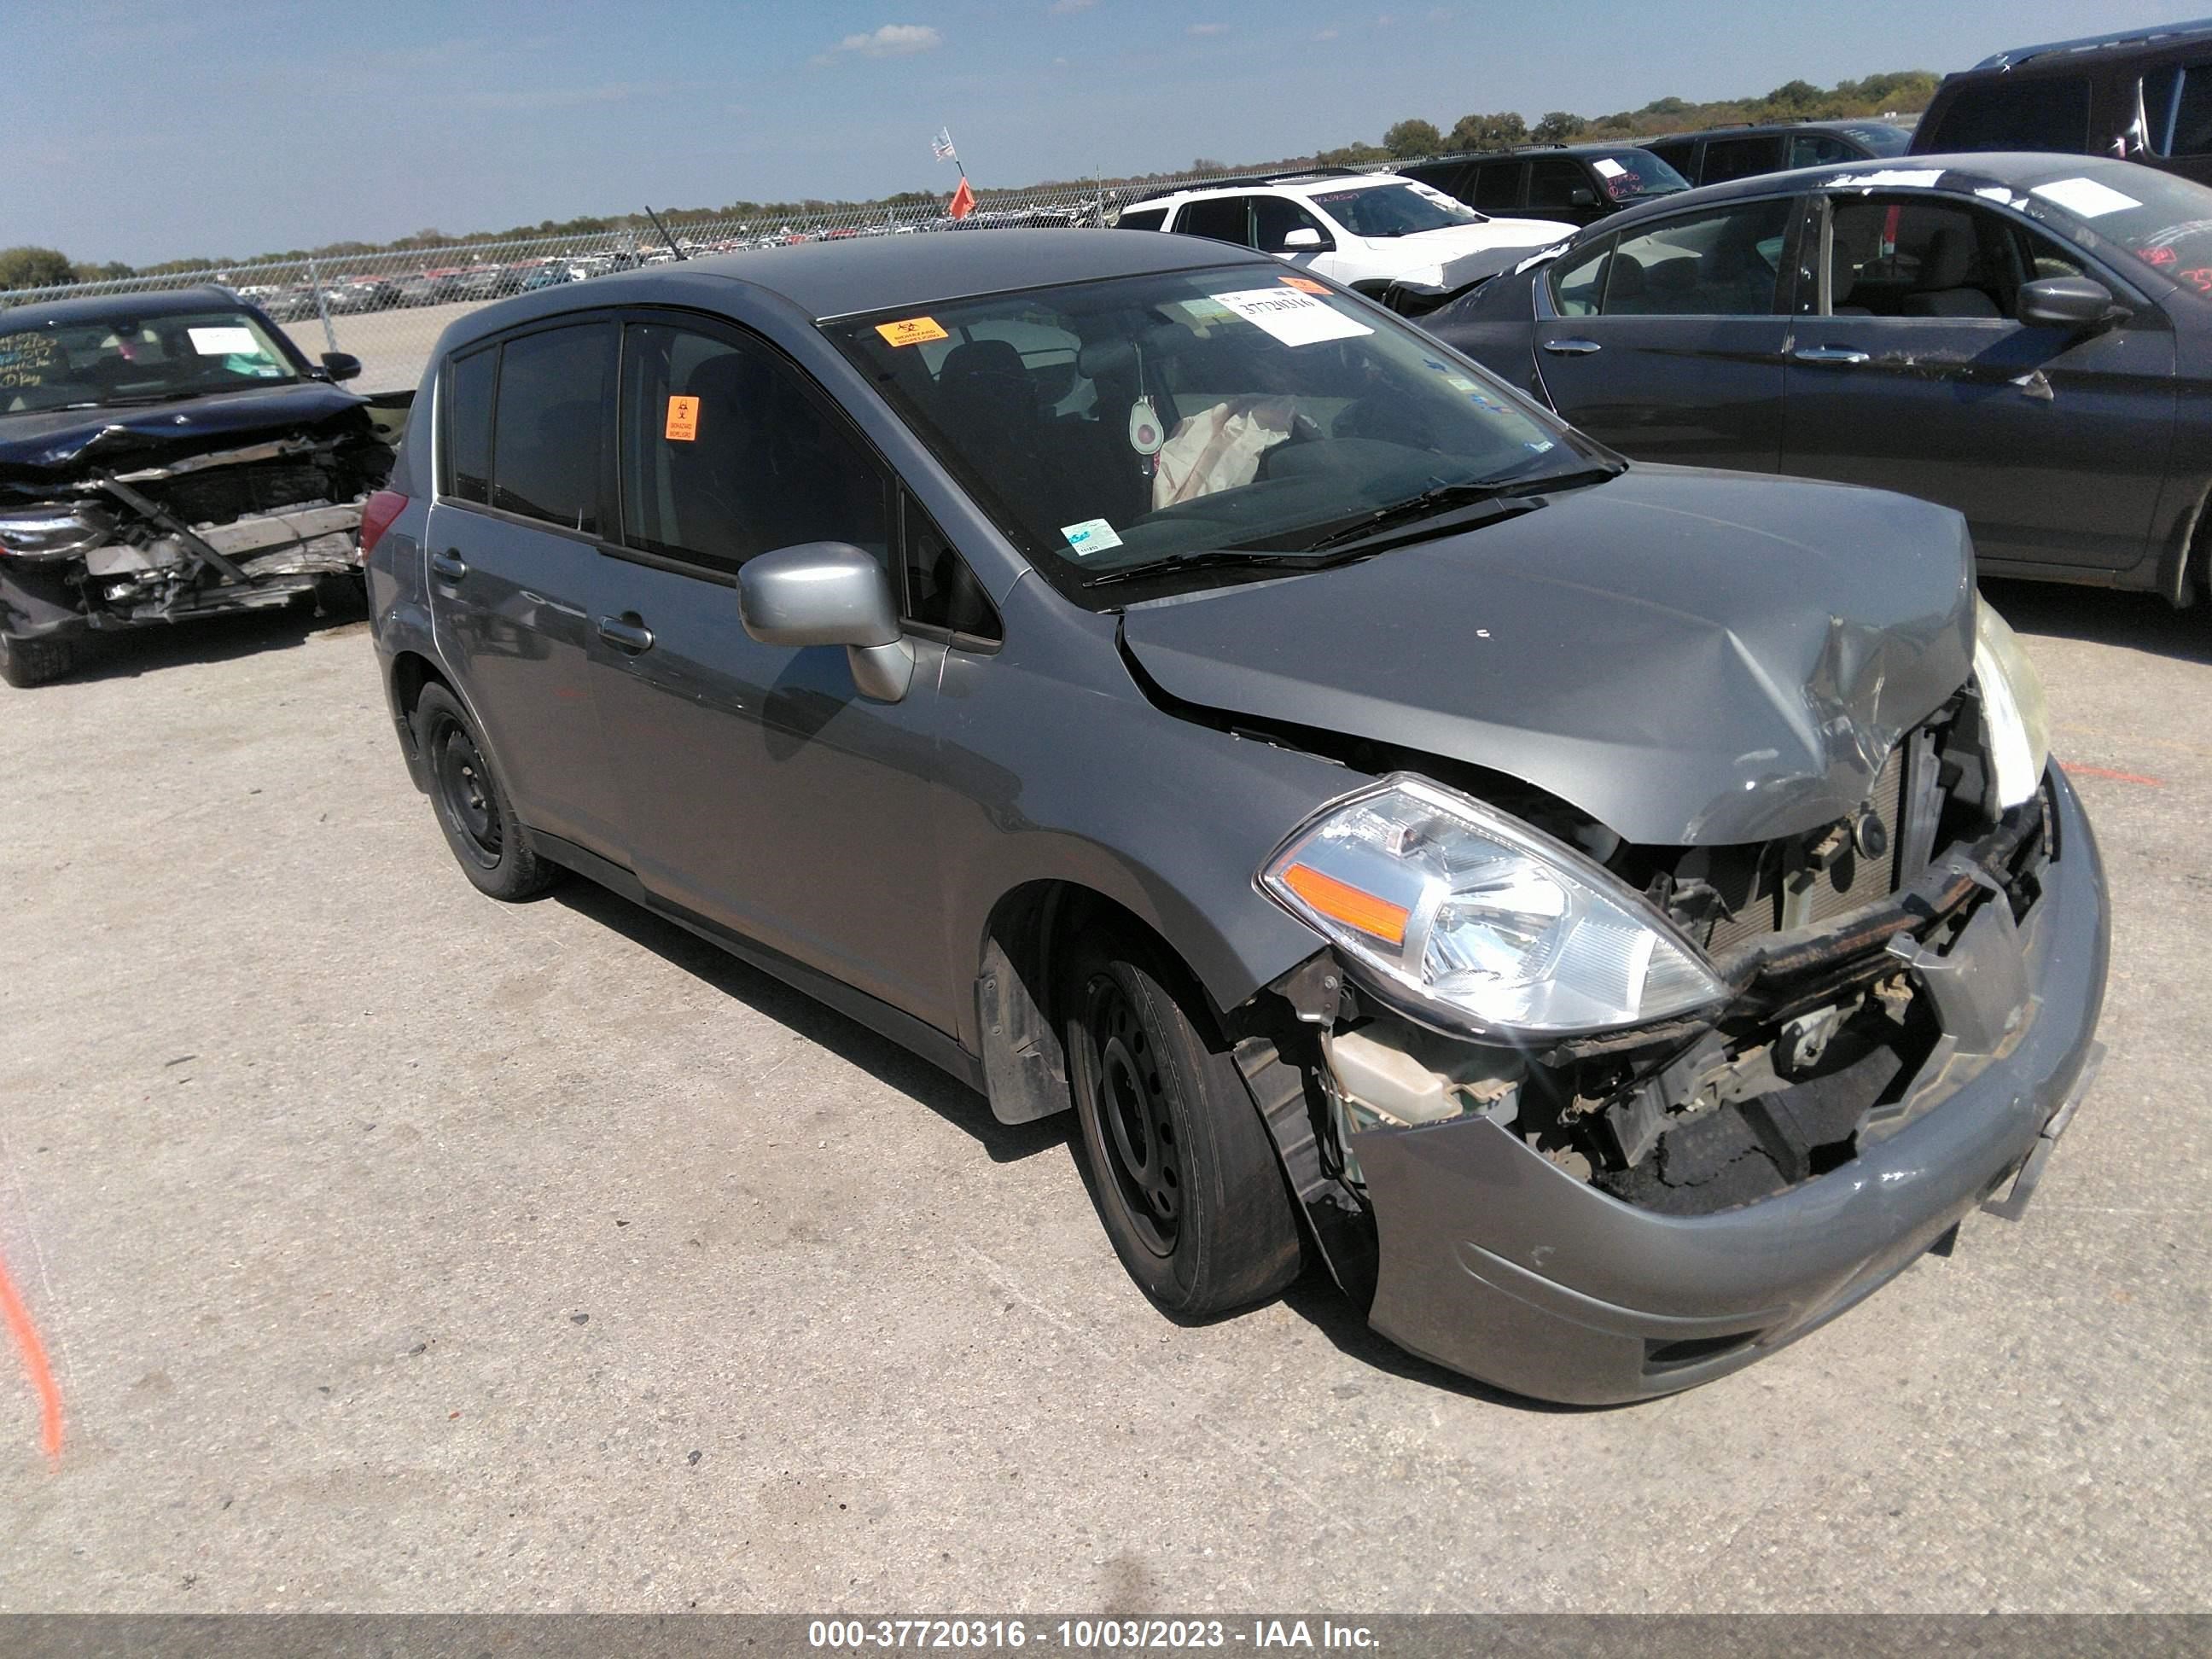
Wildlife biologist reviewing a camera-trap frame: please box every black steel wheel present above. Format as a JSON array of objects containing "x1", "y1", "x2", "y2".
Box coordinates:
[
  {"x1": 1063, "y1": 928, "x2": 1303, "y2": 1317},
  {"x1": 410, "y1": 682, "x2": 557, "y2": 901}
]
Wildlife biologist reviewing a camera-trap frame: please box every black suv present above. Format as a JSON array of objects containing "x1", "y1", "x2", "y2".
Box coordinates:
[
  {"x1": 1912, "y1": 19, "x2": 2212, "y2": 186},
  {"x1": 1640, "y1": 120, "x2": 1912, "y2": 187},
  {"x1": 1402, "y1": 143, "x2": 1690, "y2": 228}
]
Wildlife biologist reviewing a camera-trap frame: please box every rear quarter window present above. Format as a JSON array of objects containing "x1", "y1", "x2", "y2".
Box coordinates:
[
  {"x1": 441, "y1": 347, "x2": 496, "y2": 504},
  {"x1": 1115, "y1": 206, "x2": 1168, "y2": 231},
  {"x1": 489, "y1": 323, "x2": 615, "y2": 534}
]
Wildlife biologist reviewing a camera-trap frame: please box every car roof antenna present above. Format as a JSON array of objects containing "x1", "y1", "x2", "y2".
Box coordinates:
[{"x1": 643, "y1": 205, "x2": 690, "y2": 260}]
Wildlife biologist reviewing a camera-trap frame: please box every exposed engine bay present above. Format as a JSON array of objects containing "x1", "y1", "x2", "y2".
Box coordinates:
[
  {"x1": 1294, "y1": 688, "x2": 2055, "y2": 1218},
  {"x1": 0, "y1": 428, "x2": 392, "y2": 628}
]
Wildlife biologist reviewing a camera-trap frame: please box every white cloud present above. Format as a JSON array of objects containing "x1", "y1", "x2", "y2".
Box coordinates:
[
  {"x1": 1188, "y1": 20, "x2": 1229, "y2": 34},
  {"x1": 816, "y1": 23, "x2": 944, "y2": 64},
  {"x1": 1049, "y1": 0, "x2": 1095, "y2": 12},
  {"x1": 1313, "y1": 26, "x2": 1339, "y2": 38}
]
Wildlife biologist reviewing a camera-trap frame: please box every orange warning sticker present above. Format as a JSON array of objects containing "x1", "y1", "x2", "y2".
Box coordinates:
[
  {"x1": 665, "y1": 395, "x2": 700, "y2": 441},
  {"x1": 876, "y1": 315, "x2": 950, "y2": 347},
  {"x1": 1279, "y1": 276, "x2": 1330, "y2": 295}
]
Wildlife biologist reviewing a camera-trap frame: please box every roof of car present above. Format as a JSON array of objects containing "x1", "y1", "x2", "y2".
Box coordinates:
[
  {"x1": 1135, "y1": 170, "x2": 1410, "y2": 205},
  {"x1": 1585, "y1": 149, "x2": 2146, "y2": 236},
  {"x1": 1963, "y1": 16, "x2": 2212, "y2": 73},
  {"x1": 1641, "y1": 119, "x2": 1912, "y2": 143},
  {"x1": 438, "y1": 229, "x2": 1277, "y2": 346},
  {"x1": 0, "y1": 282, "x2": 246, "y2": 329}
]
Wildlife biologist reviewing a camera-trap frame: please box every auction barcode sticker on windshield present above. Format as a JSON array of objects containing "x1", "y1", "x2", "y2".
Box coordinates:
[
  {"x1": 1208, "y1": 288, "x2": 1371, "y2": 346},
  {"x1": 187, "y1": 326, "x2": 260, "y2": 356},
  {"x1": 1061, "y1": 518, "x2": 1123, "y2": 556}
]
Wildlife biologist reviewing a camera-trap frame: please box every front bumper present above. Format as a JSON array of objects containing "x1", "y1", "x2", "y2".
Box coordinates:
[{"x1": 1353, "y1": 764, "x2": 2110, "y2": 1405}]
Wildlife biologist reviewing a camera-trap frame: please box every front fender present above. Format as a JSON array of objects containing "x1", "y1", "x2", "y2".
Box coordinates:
[{"x1": 929, "y1": 588, "x2": 1357, "y2": 1051}]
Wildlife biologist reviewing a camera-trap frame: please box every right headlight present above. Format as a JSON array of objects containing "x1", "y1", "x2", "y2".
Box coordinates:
[
  {"x1": 0, "y1": 503, "x2": 115, "y2": 562},
  {"x1": 1260, "y1": 774, "x2": 1728, "y2": 1040},
  {"x1": 1973, "y1": 598, "x2": 2051, "y2": 811}
]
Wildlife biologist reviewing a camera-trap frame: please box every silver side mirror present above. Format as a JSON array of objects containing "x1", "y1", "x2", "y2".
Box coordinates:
[{"x1": 738, "y1": 541, "x2": 915, "y2": 702}]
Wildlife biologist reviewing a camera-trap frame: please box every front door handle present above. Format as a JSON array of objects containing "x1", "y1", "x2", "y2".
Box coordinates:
[
  {"x1": 597, "y1": 614, "x2": 655, "y2": 655},
  {"x1": 1793, "y1": 345, "x2": 1871, "y2": 364},
  {"x1": 1541, "y1": 337, "x2": 1602, "y2": 356},
  {"x1": 429, "y1": 550, "x2": 469, "y2": 582}
]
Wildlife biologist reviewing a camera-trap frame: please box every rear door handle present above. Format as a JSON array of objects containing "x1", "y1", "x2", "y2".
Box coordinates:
[
  {"x1": 1793, "y1": 346, "x2": 1871, "y2": 364},
  {"x1": 597, "y1": 614, "x2": 655, "y2": 655},
  {"x1": 429, "y1": 550, "x2": 469, "y2": 582},
  {"x1": 1540, "y1": 337, "x2": 1602, "y2": 356}
]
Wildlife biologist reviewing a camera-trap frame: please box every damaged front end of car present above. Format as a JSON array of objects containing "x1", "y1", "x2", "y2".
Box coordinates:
[
  {"x1": 0, "y1": 416, "x2": 393, "y2": 684},
  {"x1": 1234, "y1": 609, "x2": 2109, "y2": 1404}
]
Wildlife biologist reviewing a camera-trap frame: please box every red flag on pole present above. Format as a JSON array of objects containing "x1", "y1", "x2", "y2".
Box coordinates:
[{"x1": 949, "y1": 177, "x2": 976, "y2": 220}]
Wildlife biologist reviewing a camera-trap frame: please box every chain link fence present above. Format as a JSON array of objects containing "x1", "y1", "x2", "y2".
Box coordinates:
[{"x1": 2, "y1": 167, "x2": 1350, "y2": 396}]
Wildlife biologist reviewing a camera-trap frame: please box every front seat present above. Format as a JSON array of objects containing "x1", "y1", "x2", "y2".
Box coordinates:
[
  {"x1": 934, "y1": 341, "x2": 1051, "y2": 521},
  {"x1": 1902, "y1": 227, "x2": 2000, "y2": 318}
]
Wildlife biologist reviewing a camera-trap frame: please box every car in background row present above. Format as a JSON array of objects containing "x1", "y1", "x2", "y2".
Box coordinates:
[
  {"x1": 1643, "y1": 119, "x2": 1913, "y2": 187},
  {"x1": 1912, "y1": 18, "x2": 2212, "y2": 187},
  {"x1": 364, "y1": 230, "x2": 2104, "y2": 1404},
  {"x1": 1403, "y1": 143, "x2": 1691, "y2": 229},
  {"x1": 0, "y1": 286, "x2": 393, "y2": 686},
  {"x1": 1114, "y1": 167, "x2": 1568, "y2": 303},
  {"x1": 1423, "y1": 152, "x2": 2212, "y2": 615}
]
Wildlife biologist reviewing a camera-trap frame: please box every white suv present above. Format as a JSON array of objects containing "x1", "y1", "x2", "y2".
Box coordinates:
[{"x1": 1115, "y1": 170, "x2": 1570, "y2": 297}]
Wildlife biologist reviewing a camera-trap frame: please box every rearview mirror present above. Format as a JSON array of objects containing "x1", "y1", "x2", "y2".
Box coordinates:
[
  {"x1": 1281, "y1": 226, "x2": 1324, "y2": 249},
  {"x1": 319, "y1": 351, "x2": 363, "y2": 381},
  {"x1": 738, "y1": 541, "x2": 915, "y2": 702},
  {"x1": 1568, "y1": 187, "x2": 1598, "y2": 207},
  {"x1": 2018, "y1": 276, "x2": 2121, "y2": 329}
]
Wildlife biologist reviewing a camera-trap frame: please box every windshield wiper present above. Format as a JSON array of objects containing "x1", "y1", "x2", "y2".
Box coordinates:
[
  {"x1": 54, "y1": 389, "x2": 223, "y2": 411},
  {"x1": 1081, "y1": 547, "x2": 1374, "y2": 590},
  {"x1": 1298, "y1": 466, "x2": 1621, "y2": 554}
]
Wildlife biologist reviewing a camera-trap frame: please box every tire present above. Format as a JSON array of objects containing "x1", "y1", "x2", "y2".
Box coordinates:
[
  {"x1": 0, "y1": 633, "x2": 76, "y2": 689},
  {"x1": 1062, "y1": 928, "x2": 1302, "y2": 1316},
  {"x1": 410, "y1": 682, "x2": 558, "y2": 901}
]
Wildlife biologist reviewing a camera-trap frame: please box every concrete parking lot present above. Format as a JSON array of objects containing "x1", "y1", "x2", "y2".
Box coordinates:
[{"x1": 0, "y1": 579, "x2": 2205, "y2": 1613}]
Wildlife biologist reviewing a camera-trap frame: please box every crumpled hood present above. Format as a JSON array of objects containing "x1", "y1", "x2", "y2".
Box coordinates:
[
  {"x1": 0, "y1": 382, "x2": 375, "y2": 488},
  {"x1": 1381, "y1": 218, "x2": 1570, "y2": 259},
  {"x1": 1120, "y1": 466, "x2": 1976, "y2": 847}
]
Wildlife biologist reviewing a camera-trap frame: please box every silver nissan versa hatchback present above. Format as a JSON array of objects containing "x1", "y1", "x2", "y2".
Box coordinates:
[{"x1": 363, "y1": 230, "x2": 2108, "y2": 1403}]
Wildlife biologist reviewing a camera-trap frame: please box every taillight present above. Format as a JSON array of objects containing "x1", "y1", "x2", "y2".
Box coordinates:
[{"x1": 357, "y1": 490, "x2": 408, "y2": 558}]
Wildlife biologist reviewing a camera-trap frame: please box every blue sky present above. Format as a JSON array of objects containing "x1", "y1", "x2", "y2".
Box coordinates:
[{"x1": 2, "y1": 0, "x2": 2186, "y2": 264}]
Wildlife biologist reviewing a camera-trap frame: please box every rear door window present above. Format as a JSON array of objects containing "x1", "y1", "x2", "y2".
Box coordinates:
[
  {"x1": 489, "y1": 323, "x2": 614, "y2": 534},
  {"x1": 1550, "y1": 236, "x2": 1613, "y2": 316},
  {"x1": 1927, "y1": 76, "x2": 2093, "y2": 152},
  {"x1": 440, "y1": 346, "x2": 496, "y2": 505},
  {"x1": 617, "y1": 321, "x2": 889, "y2": 577},
  {"x1": 1175, "y1": 195, "x2": 1251, "y2": 246},
  {"x1": 1472, "y1": 161, "x2": 1526, "y2": 211}
]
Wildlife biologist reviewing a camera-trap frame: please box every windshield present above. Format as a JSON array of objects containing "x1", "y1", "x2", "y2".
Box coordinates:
[
  {"x1": 2008, "y1": 161, "x2": 2212, "y2": 295},
  {"x1": 0, "y1": 307, "x2": 300, "y2": 414},
  {"x1": 1589, "y1": 148, "x2": 1690, "y2": 201},
  {"x1": 827, "y1": 266, "x2": 1604, "y2": 603},
  {"x1": 1309, "y1": 181, "x2": 1483, "y2": 237}
]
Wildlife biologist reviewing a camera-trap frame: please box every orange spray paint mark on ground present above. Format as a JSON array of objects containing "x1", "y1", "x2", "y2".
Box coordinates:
[
  {"x1": 0, "y1": 1252, "x2": 61, "y2": 1466},
  {"x1": 2063, "y1": 763, "x2": 2166, "y2": 788}
]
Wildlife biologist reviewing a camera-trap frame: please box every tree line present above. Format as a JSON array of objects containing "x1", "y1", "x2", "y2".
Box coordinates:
[
  {"x1": 1353, "y1": 70, "x2": 1939, "y2": 166},
  {"x1": 0, "y1": 69, "x2": 1939, "y2": 294}
]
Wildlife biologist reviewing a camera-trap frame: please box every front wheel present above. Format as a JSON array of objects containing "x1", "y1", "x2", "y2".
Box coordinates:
[
  {"x1": 0, "y1": 633, "x2": 76, "y2": 689},
  {"x1": 1063, "y1": 932, "x2": 1302, "y2": 1316},
  {"x1": 410, "y1": 682, "x2": 558, "y2": 901}
]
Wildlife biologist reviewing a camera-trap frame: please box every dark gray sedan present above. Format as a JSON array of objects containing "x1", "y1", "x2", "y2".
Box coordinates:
[
  {"x1": 360, "y1": 229, "x2": 2107, "y2": 1403},
  {"x1": 1425, "y1": 153, "x2": 2212, "y2": 613}
]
